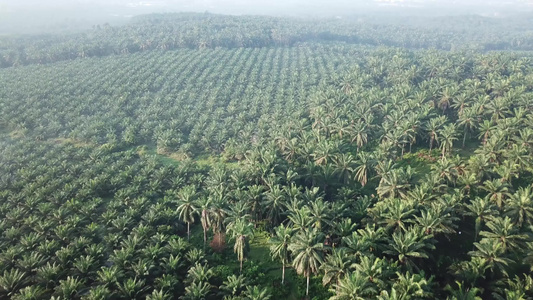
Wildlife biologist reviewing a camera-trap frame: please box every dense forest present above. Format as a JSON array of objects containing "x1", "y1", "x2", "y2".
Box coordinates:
[{"x1": 1, "y1": 11, "x2": 533, "y2": 300}]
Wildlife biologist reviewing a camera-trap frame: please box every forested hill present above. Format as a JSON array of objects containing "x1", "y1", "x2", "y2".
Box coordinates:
[{"x1": 2, "y1": 12, "x2": 533, "y2": 68}]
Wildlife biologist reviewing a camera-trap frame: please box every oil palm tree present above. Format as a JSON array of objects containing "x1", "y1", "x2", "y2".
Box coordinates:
[
  {"x1": 226, "y1": 219, "x2": 254, "y2": 272},
  {"x1": 244, "y1": 285, "x2": 271, "y2": 300},
  {"x1": 480, "y1": 179, "x2": 511, "y2": 209},
  {"x1": 468, "y1": 240, "x2": 514, "y2": 277},
  {"x1": 504, "y1": 187, "x2": 533, "y2": 228},
  {"x1": 353, "y1": 151, "x2": 374, "y2": 187},
  {"x1": 457, "y1": 107, "x2": 477, "y2": 148},
  {"x1": 464, "y1": 197, "x2": 497, "y2": 242},
  {"x1": 219, "y1": 274, "x2": 247, "y2": 298},
  {"x1": 330, "y1": 270, "x2": 377, "y2": 300},
  {"x1": 439, "y1": 124, "x2": 458, "y2": 160},
  {"x1": 383, "y1": 226, "x2": 435, "y2": 270},
  {"x1": 289, "y1": 228, "x2": 326, "y2": 297},
  {"x1": 181, "y1": 281, "x2": 211, "y2": 300},
  {"x1": 376, "y1": 167, "x2": 412, "y2": 199},
  {"x1": 269, "y1": 224, "x2": 295, "y2": 285},
  {"x1": 479, "y1": 216, "x2": 528, "y2": 252},
  {"x1": 177, "y1": 185, "x2": 199, "y2": 241},
  {"x1": 196, "y1": 197, "x2": 212, "y2": 248},
  {"x1": 321, "y1": 248, "x2": 352, "y2": 288},
  {"x1": 425, "y1": 116, "x2": 447, "y2": 152}
]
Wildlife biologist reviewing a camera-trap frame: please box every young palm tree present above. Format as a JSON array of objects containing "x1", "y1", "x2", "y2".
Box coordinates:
[
  {"x1": 343, "y1": 224, "x2": 385, "y2": 258},
  {"x1": 480, "y1": 179, "x2": 511, "y2": 209},
  {"x1": 177, "y1": 185, "x2": 199, "y2": 241},
  {"x1": 504, "y1": 187, "x2": 533, "y2": 228},
  {"x1": 244, "y1": 286, "x2": 271, "y2": 300},
  {"x1": 181, "y1": 281, "x2": 211, "y2": 300},
  {"x1": 288, "y1": 228, "x2": 326, "y2": 297},
  {"x1": 376, "y1": 167, "x2": 412, "y2": 199},
  {"x1": 464, "y1": 197, "x2": 497, "y2": 242},
  {"x1": 354, "y1": 255, "x2": 397, "y2": 290},
  {"x1": 269, "y1": 224, "x2": 295, "y2": 285},
  {"x1": 391, "y1": 271, "x2": 434, "y2": 299},
  {"x1": 333, "y1": 153, "x2": 355, "y2": 184},
  {"x1": 0, "y1": 269, "x2": 26, "y2": 298},
  {"x1": 479, "y1": 217, "x2": 528, "y2": 252},
  {"x1": 321, "y1": 248, "x2": 352, "y2": 288},
  {"x1": 378, "y1": 198, "x2": 416, "y2": 232},
  {"x1": 186, "y1": 263, "x2": 214, "y2": 284},
  {"x1": 219, "y1": 274, "x2": 247, "y2": 298},
  {"x1": 226, "y1": 219, "x2": 254, "y2": 272},
  {"x1": 330, "y1": 271, "x2": 377, "y2": 300},
  {"x1": 468, "y1": 240, "x2": 514, "y2": 276},
  {"x1": 383, "y1": 226, "x2": 435, "y2": 270}
]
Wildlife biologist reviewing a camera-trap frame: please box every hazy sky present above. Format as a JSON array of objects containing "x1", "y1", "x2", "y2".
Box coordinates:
[{"x1": 1, "y1": 0, "x2": 532, "y2": 35}]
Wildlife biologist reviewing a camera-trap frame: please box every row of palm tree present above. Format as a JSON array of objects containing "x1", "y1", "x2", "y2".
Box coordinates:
[{"x1": 3, "y1": 12, "x2": 533, "y2": 68}]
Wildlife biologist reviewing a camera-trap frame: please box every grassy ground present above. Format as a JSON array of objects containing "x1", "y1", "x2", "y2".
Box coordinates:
[{"x1": 136, "y1": 145, "x2": 239, "y2": 169}]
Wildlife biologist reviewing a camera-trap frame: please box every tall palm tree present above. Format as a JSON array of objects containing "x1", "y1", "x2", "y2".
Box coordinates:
[
  {"x1": 196, "y1": 197, "x2": 212, "y2": 247},
  {"x1": 424, "y1": 116, "x2": 447, "y2": 152},
  {"x1": 289, "y1": 229, "x2": 326, "y2": 297},
  {"x1": 353, "y1": 151, "x2": 374, "y2": 187},
  {"x1": 177, "y1": 185, "x2": 199, "y2": 241},
  {"x1": 269, "y1": 224, "x2": 295, "y2": 285},
  {"x1": 439, "y1": 124, "x2": 458, "y2": 160},
  {"x1": 226, "y1": 219, "x2": 254, "y2": 272},
  {"x1": 457, "y1": 107, "x2": 477, "y2": 148},
  {"x1": 263, "y1": 185, "x2": 287, "y2": 227}
]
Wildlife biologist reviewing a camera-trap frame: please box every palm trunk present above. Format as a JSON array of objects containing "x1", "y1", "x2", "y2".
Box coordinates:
[
  {"x1": 306, "y1": 274, "x2": 310, "y2": 297},
  {"x1": 463, "y1": 128, "x2": 467, "y2": 148},
  {"x1": 187, "y1": 222, "x2": 190, "y2": 241},
  {"x1": 240, "y1": 259, "x2": 243, "y2": 273},
  {"x1": 429, "y1": 134, "x2": 434, "y2": 151},
  {"x1": 203, "y1": 226, "x2": 207, "y2": 247},
  {"x1": 282, "y1": 262, "x2": 285, "y2": 285}
]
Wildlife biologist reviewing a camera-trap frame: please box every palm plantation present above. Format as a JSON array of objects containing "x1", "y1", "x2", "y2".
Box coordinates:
[{"x1": 1, "y1": 11, "x2": 533, "y2": 300}]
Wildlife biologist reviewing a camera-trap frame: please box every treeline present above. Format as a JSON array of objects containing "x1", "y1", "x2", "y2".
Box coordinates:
[{"x1": 2, "y1": 12, "x2": 533, "y2": 68}]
